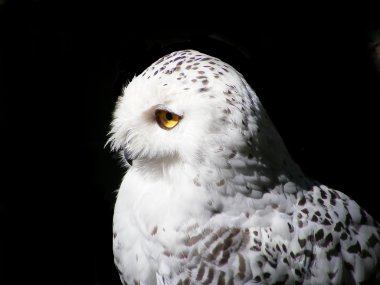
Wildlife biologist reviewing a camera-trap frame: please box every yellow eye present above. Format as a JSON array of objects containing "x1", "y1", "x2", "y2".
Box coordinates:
[{"x1": 155, "y1": 109, "x2": 181, "y2": 130}]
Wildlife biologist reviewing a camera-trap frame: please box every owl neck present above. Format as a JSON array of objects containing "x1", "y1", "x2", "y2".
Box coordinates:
[{"x1": 196, "y1": 108, "x2": 308, "y2": 197}]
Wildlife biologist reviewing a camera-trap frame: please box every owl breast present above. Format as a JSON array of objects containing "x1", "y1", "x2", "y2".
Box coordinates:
[{"x1": 113, "y1": 165, "x2": 216, "y2": 284}]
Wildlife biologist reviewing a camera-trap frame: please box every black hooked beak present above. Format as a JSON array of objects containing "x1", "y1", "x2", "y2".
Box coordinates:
[{"x1": 123, "y1": 149, "x2": 134, "y2": 166}]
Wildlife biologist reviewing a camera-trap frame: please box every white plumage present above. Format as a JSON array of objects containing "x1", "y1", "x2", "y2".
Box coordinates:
[{"x1": 109, "y1": 50, "x2": 380, "y2": 285}]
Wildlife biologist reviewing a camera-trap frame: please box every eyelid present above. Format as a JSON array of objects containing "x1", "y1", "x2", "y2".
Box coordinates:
[{"x1": 154, "y1": 104, "x2": 182, "y2": 116}]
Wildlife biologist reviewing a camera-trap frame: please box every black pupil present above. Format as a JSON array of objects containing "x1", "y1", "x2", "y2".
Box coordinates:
[{"x1": 165, "y1": 112, "x2": 173, "y2": 120}]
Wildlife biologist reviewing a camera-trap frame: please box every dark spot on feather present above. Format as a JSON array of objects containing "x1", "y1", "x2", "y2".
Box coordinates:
[
  {"x1": 326, "y1": 243, "x2": 341, "y2": 261},
  {"x1": 347, "y1": 241, "x2": 361, "y2": 254},
  {"x1": 304, "y1": 250, "x2": 313, "y2": 258},
  {"x1": 298, "y1": 238, "x2": 306, "y2": 248},
  {"x1": 323, "y1": 233, "x2": 333, "y2": 247},
  {"x1": 254, "y1": 276, "x2": 261, "y2": 282},
  {"x1": 367, "y1": 234, "x2": 379, "y2": 247},
  {"x1": 263, "y1": 272, "x2": 271, "y2": 279},
  {"x1": 322, "y1": 218, "x2": 331, "y2": 225},
  {"x1": 228, "y1": 150, "x2": 236, "y2": 158},
  {"x1": 151, "y1": 226, "x2": 158, "y2": 236},
  {"x1": 334, "y1": 222, "x2": 344, "y2": 232},
  {"x1": 315, "y1": 229, "x2": 324, "y2": 241},
  {"x1": 298, "y1": 196, "x2": 306, "y2": 206},
  {"x1": 199, "y1": 87, "x2": 209, "y2": 93},
  {"x1": 250, "y1": 246, "x2": 260, "y2": 251},
  {"x1": 344, "y1": 261, "x2": 354, "y2": 271},
  {"x1": 345, "y1": 213, "x2": 352, "y2": 226},
  {"x1": 328, "y1": 271, "x2": 337, "y2": 279},
  {"x1": 360, "y1": 249, "x2": 371, "y2": 258}
]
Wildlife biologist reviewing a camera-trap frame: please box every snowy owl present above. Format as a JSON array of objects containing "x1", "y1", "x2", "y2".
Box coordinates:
[{"x1": 108, "y1": 50, "x2": 380, "y2": 285}]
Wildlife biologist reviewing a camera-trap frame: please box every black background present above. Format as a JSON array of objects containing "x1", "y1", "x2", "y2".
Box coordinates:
[{"x1": 1, "y1": 1, "x2": 380, "y2": 284}]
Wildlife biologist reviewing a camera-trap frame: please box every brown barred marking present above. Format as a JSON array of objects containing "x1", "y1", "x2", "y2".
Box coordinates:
[
  {"x1": 237, "y1": 253, "x2": 246, "y2": 279},
  {"x1": 185, "y1": 234, "x2": 203, "y2": 246},
  {"x1": 185, "y1": 229, "x2": 212, "y2": 247},
  {"x1": 217, "y1": 271, "x2": 226, "y2": 285},
  {"x1": 204, "y1": 268, "x2": 214, "y2": 285},
  {"x1": 206, "y1": 243, "x2": 224, "y2": 262},
  {"x1": 196, "y1": 262, "x2": 206, "y2": 281},
  {"x1": 205, "y1": 233, "x2": 220, "y2": 248},
  {"x1": 219, "y1": 250, "x2": 231, "y2": 265}
]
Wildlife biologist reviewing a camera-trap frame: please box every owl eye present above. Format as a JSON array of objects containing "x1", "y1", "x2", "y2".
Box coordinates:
[{"x1": 155, "y1": 109, "x2": 182, "y2": 130}]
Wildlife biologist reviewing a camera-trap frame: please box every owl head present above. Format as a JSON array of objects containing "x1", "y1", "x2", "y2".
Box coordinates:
[{"x1": 108, "y1": 50, "x2": 289, "y2": 172}]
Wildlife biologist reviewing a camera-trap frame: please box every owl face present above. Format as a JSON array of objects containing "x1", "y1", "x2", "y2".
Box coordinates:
[{"x1": 109, "y1": 50, "x2": 262, "y2": 169}]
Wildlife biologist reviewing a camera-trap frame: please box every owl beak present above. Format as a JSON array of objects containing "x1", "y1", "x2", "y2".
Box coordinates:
[{"x1": 123, "y1": 149, "x2": 134, "y2": 166}]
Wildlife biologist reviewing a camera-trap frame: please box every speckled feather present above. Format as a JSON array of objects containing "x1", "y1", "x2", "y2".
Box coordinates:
[{"x1": 109, "y1": 50, "x2": 380, "y2": 285}]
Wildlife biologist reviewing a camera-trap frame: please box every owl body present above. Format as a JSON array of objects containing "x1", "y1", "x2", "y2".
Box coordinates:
[{"x1": 110, "y1": 50, "x2": 380, "y2": 285}]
